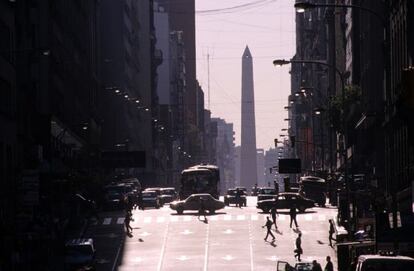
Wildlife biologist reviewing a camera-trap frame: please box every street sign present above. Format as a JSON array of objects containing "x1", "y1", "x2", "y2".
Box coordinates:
[{"x1": 278, "y1": 158, "x2": 301, "y2": 173}]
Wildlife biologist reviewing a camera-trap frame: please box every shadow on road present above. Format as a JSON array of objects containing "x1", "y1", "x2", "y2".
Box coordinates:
[{"x1": 169, "y1": 211, "x2": 227, "y2": 216}]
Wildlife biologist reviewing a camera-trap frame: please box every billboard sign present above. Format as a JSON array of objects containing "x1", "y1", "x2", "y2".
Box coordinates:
[{"x1": 278, "y1": 158, "x2": 301, "y2": 173}]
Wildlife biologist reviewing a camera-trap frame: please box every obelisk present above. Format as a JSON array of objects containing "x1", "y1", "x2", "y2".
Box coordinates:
[{"x1": 240, "y1": 46, "x2": 258, "y2": 188}]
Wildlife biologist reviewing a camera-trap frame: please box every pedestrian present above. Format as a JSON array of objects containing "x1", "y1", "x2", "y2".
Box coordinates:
[
  {"x1": 328, "y1": 219, "x2": 336, "y2": 246},
  {"x1": 290, "y1": 205, "x2": 299, "y2": 228},
  {"x1": 262, "y1": 216, "x2": 276, "y2": 241},
  {"x1": 198, "y1": 197, "x2": 206, "y2": 221},
  {"x1": 270, "y1": 206, "x2": 278, "y2": 230},
  {"x1": 312, "y1": 260, "x2": 323, "y2": 271},
  {"x1": 124, "y1": 211, "x2": 133, "y2": 234},
  {"x1": 235, "y1": 188, "x2": 242, "y2": 208},
  {"x1": 294, "y1": 232, "x2": 303, "y2": 261},
  {"x1": 324, "y1": 256, "x2": 334, "y2": 271}
]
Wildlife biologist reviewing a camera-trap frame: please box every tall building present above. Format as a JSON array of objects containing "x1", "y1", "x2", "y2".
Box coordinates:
[
  {"x1": 212, "y1": 118, "x2": 236, "y2": 192},
  {"x1": 240, "y1": 46, "x2": 258, "y2": 188},
  {"x1": 256, "y1": 149, "x2": 265, "y2": 187}
]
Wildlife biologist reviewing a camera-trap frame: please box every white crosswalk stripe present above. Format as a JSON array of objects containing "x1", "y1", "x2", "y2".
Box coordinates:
[
  {"x1": 96, "y1": 212, "x2": 329, "y2": 226},
  {"x1": 156, "y1": 217, "x2": 166, "y2": 223}
]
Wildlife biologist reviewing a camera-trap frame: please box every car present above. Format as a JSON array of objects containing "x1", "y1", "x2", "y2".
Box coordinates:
[
  {"x1": 224, "y1": 188, "x2": 247, "y2": 206},
  {"x1": 170, "y1": 193, "x2": 225, "y2": 214},
  {"x1": 256, "y1": 192, "x2": 315, "y2": 213},
  {"x1": 141, "y1": 190, "x2": 161, "y2": 209},
  {"x1": 277, "y1": 260, "x2": 313, "y2": 271},
  {"x1": 65, "y1": 238, "x2": 95, "y2": 270},
  {"x1": 257, "y1": 187, "x2": 277, "y2": 201},
  {"x1": 356, "y1": 254, "x2": 414, "y2": 271},
  {"x1": 251, "y1": 186, "x2": 259, "y2": 196},
  {"x1": 120, "y1": 177, "x2": 142, "y2": 191},
  {"x1": 103, "y1": 184, "x2": 129, "y2": 210},
  {"x1": 159, "y1": 187, "x2": 178, "y2": 204}
]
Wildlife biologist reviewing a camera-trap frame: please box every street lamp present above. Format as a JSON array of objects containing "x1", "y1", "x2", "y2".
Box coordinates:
[
  {"x1": 274, "y1": 58, "x2": 347, "y2": 197},
  {"x1": 294, "y1": 1, "x2": 384, "y2": 23}
]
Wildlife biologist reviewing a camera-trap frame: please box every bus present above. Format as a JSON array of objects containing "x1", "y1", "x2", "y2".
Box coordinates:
[{"x1": 179, "y1": 164, "x2": 220, "y2": 200}]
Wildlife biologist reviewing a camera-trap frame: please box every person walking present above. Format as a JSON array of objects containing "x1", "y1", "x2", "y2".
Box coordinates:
[
  {"x1": 270, "y1": 206, "x2": 278, "y2": 230},
  {"x1": 124, "y1": 211, "x2": 133, "y2": 234},
  {"x1": 324, "y1": 256, "x2": 334, "y2": 271},
  {"x1": 312, "y1": 260, "x2": 323, "y2": 271},
  {"x1": 235, "y1": 188, "x2": 242, "y2": 208},
  {"x1": 198, "y1": 198, "x2": 207, "y2": 221},
  {"x1": 328, "y1": 219, "x2": 336, "y2": 246},
  {"x1": 262, "y1": 216, "x2": 276, "y2": 241},
  {"x1": 294, "y1": 232, "x2": 303, "y2": 261},
  {"x1": 290, "y1": 205, "x2": 299, "y2": 228}
]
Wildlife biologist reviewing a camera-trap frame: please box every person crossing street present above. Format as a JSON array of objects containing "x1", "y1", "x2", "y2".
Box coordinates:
[
  {"x1": 262, "y1": 216, "x2": 276, "y2": 241},
  {"x1": 270, "y1": 206, "x2": 278, "y2": 230},
  {"x1": 290, "y1": 205, "x2": 299, "y2": 228}
]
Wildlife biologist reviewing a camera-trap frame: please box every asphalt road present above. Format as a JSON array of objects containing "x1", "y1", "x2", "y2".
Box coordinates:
[{"x1": 85, "y1": 197, "x2": 338, "y2": 271}]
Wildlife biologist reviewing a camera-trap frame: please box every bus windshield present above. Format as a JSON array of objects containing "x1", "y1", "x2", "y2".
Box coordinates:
[{"x1": 180, "y1": 165, "x2": 220, "y2": 199}]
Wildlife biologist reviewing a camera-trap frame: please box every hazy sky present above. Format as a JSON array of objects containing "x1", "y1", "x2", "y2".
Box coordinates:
[{"x1": 195, "y1": 0, "x2": 296, "y2": 150}]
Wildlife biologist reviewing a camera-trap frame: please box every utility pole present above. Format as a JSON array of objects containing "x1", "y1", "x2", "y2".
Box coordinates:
[{"x1": 207, "y1": 52, "x2": 210, "y2": 110}]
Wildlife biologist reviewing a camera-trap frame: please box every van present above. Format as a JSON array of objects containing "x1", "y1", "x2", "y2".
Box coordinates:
[{"x1": 356, "y1": 254, "x2": 414, "y2": 271}]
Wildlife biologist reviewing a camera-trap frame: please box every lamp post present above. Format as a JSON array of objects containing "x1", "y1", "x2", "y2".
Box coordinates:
[{"x1": 274, "y1": 58, "x2": 348, "y2": 210}]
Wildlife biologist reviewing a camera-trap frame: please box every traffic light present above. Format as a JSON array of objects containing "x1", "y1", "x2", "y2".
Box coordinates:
[{"x1": 290, "y1": 135, "x2": 295, "y2": 147}]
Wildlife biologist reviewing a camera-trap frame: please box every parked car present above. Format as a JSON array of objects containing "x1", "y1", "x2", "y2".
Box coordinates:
[
  {"x1": 103, "y1": 184, "x2": 129, "y2": 210},
  {"x1": 141, "y1": 190, "x2": 161, "y2": 209},
  {"x1": 257, "y1": 187, "x2": 277, "y2": 201},
  {"x1": 170, "y1": 193, "x2": 225, "y2": 214},
  {"x1": 356, "y1": 254, "x2": 414, "y2": 271},
  {"x1": 256, "y1": 192, "x2": 315, "y2": 213},
  {"x1": 159, "y1": 187, "x2": 178, "y2": 204},
  {"x1": 224, "y1": 188, "x2": 247, "y2": 206},
  {"x1": 65, "y1": 238, "x2": 95, "y2": 270},
  {"x1": 277, "y1": 260, "x2": 313, "y2": 271}
]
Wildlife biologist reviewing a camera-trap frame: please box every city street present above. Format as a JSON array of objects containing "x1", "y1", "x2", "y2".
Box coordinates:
[{"x1": 86, "y1": 197, "x2": 337, "y2": 271}]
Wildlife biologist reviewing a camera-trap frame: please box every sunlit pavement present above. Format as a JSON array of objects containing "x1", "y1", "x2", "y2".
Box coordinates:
[{"x1": 85, "y1": 197, "x2": 338, "y2": 271}]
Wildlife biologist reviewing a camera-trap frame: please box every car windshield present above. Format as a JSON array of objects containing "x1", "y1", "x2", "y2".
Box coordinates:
[
  {"x1": 142, "y1": 192, "x2": 156, "y2": 198},
  {"x1": 227, "y1": 190, "x2": 236, "y2": 195},
  {"x1": 106, "y1": 186, "x2": 125, "y2": 194},
  {"x1": 161, "y1": 189, "x2": 175, "y2": 195},
  {"x1": 361, "y1": 259, "x2": 414, "y2": 270},
  {"x1": 260, "y1": 189, "x2": 275, "y2": 194}
]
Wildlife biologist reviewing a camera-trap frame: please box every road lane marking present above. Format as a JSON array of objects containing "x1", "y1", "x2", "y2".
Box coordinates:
[
  {"x1": 305, "y1": 214, "x2": 312, "y2": 221},
  {"x1": 318, "y1": 214, "x2": 326, "y2": 221},
  {"x1": 251, "y1": 215, "x2": 258, "y2": 220},
  {"x1": 157, "y1": 221, "x2": 170, "y2": 271},
  {"x1": 138, "y1": 231, "x2": 151, "y2": 237},
  {"x1": 248, "y1": 221, "x2": 254, "y2": 271},
  {"x1": 237, "y1": 215, "x2": 246, "y2": 220},
  {"x1": 177, "y1": 255, "x2": 190, "y2": 261},
  {"x1": 103, "y1": 218, "x2": 112, "y2": 225},
  {"x1": 181, "y1": 229, "x2": 193, "y2": 235},
  {"x1": 267, "y1": 256, "x2": 279, "y2": 261},
  {"x1": 117, "y1": 218, "x2": 125, "y2": 224},
  {"x1": 156, "y1": 217, "x2": 165, "y2": 223},
  {"x1": 210, "y1": 216, "x2": 218, "y2": 221},
  {"x1": 223, "y1": 229, "x2": 234, "y2": 234},
  {"x1": 143, "y1": 217, "x2": 152, "y2": 223},
  {"x1": 203, "y1": 223, "x2": 210, "y2": 271},
  {"x1": 224, "y1": 215, "x2": 232, "y2": 221},
  {"x1": 279, "y1": 215, "x2": 286, "y2": 221},
  {"x1": 222, "y1": 255, "x2": 235, "y2": 261},
  {"x1": 183, "y1": 216, "x2": 192, "y2": 222},
  {"x1": 170, "y1": 216, "x2": 179, "y2": 222}
]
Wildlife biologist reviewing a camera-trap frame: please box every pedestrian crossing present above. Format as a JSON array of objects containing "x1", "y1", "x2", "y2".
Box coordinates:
[{"x1": 92, "y1": 213, "x2": 331, "y2": 226}]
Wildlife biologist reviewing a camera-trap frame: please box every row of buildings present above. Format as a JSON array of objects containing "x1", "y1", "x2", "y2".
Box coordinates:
[
  {"x1": 0, "y1": 0, "x2": 237, "y2": 269},
  {"x1": 286, "y1": 0, "x2": 413, "y2": 256}
]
